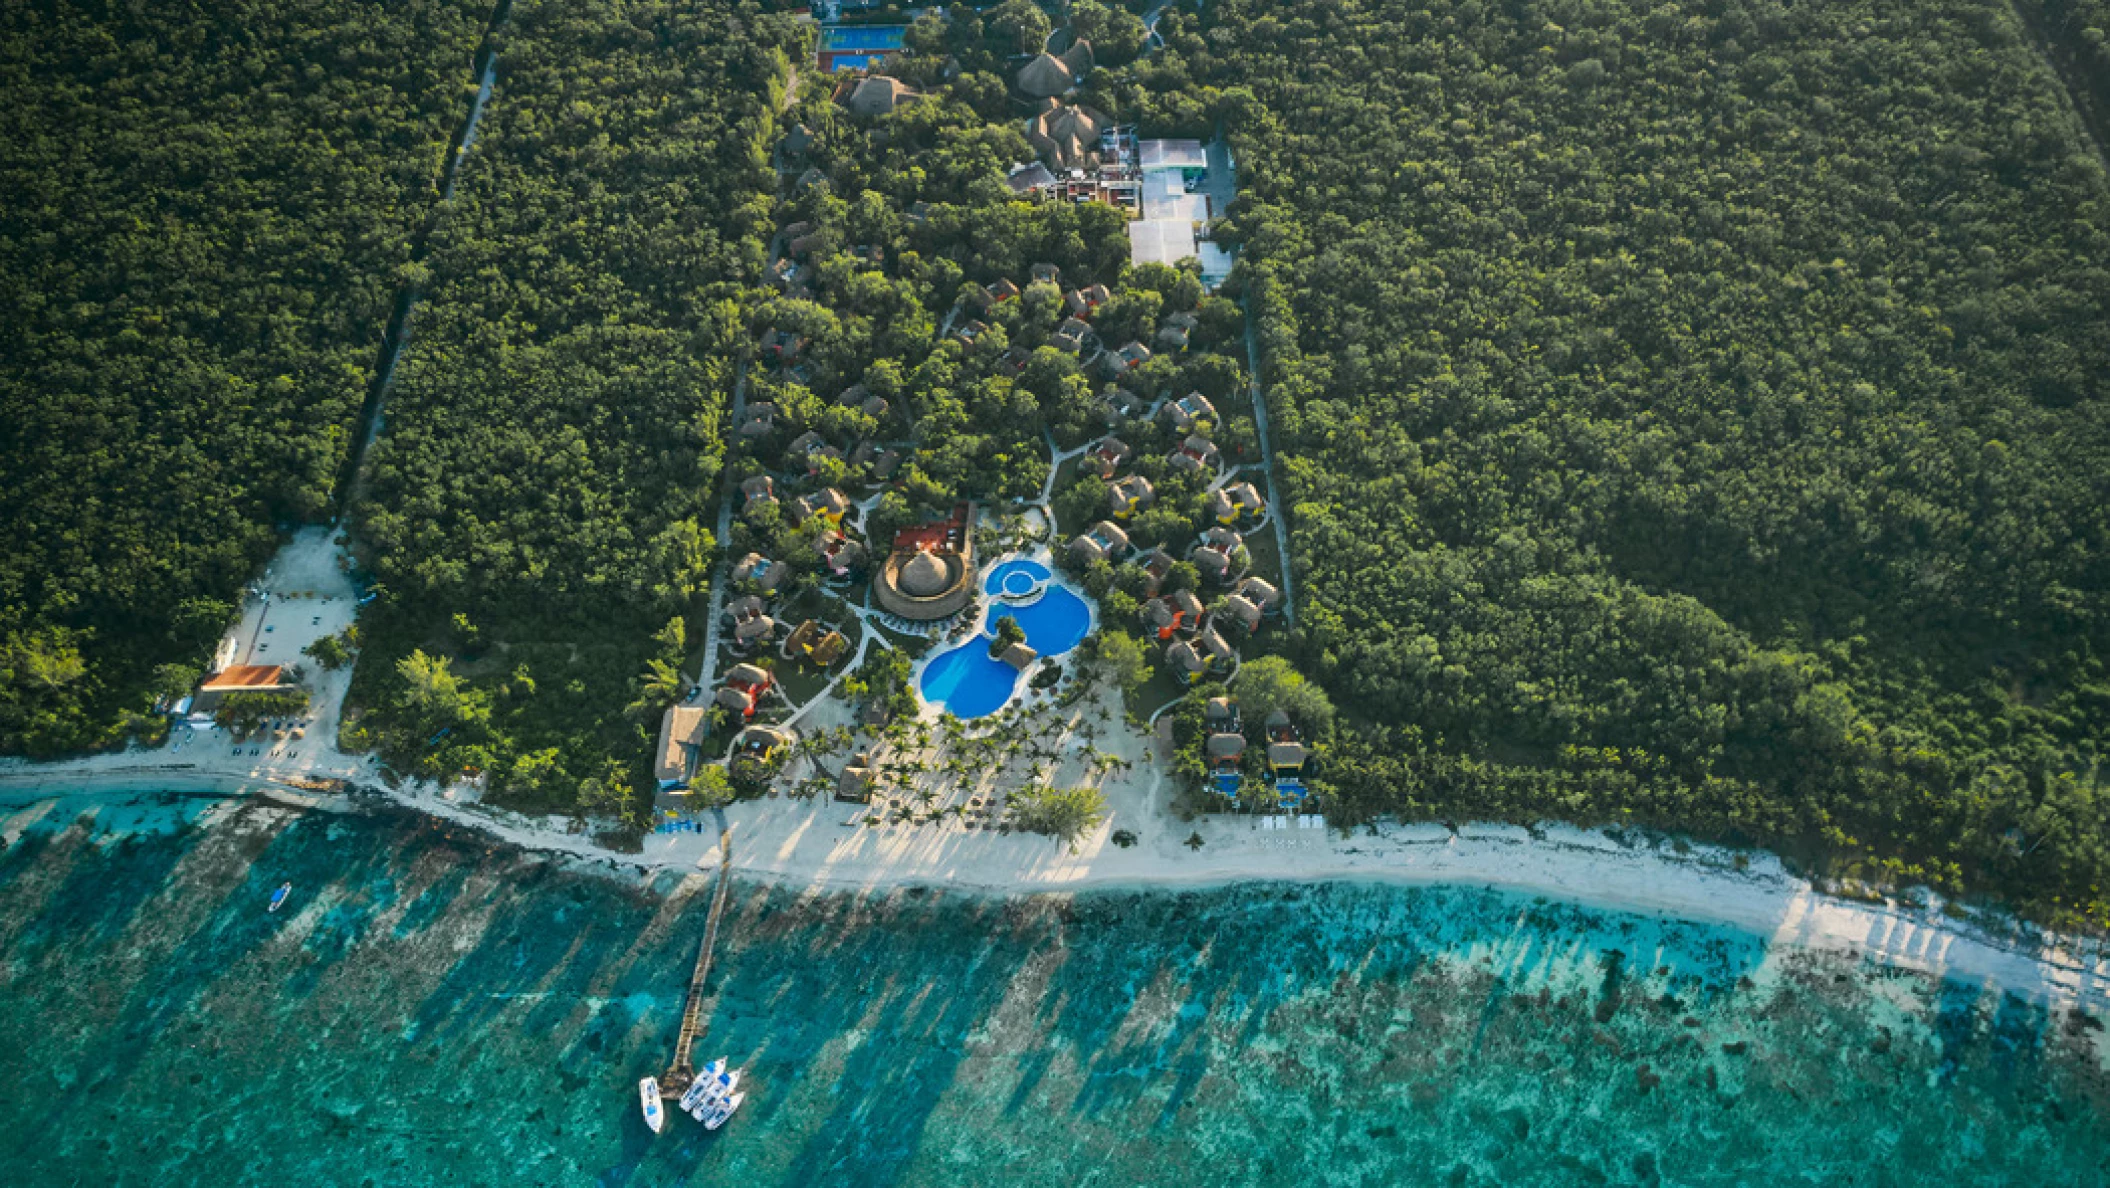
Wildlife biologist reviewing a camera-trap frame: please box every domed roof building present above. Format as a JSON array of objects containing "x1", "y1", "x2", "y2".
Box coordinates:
[
  {"x1": 900, "y1": 551, "x2": 952, "y2": 598},
  {"x1": 1016, "y1": 52, "x2": 1073, "y2": 99},
  {"x1": 1026, "y1": 102, "x2": 1108, "y2": 171},
  {"x1": 874, "y1": 503, "x2": 977, "y2": 621}
]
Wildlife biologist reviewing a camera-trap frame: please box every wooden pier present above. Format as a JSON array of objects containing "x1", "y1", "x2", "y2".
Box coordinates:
[{"x1": 659, "y1": 825, "x2": 734, "y2": 1098}]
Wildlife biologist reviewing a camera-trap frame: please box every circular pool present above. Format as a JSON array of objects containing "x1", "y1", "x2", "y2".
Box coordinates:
[{"x1": 918, "y1": 559, "x2": 1092, "y2": 719}]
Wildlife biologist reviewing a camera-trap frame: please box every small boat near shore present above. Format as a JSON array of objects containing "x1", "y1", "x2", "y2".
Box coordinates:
[
  {"x1": 267, "y1": 883, "x2": 292, "y2": 913},
  {"x1": 701, "y1": 1091, "x2": 745, "y2": 1131},
  {"x1": 639, "y1": 1077, "x2": 664, "y2": 1133}
]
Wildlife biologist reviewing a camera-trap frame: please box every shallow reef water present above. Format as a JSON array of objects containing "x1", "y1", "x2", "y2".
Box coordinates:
[{"x1": 1, "y1": 794, "x2": 2107, "y2": 1186}]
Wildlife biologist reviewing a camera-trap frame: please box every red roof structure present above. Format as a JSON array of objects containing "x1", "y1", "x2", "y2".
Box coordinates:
[
  {"x1": 891, "y1": 503, "x2": 970, "y2": 555},
  {"x1": 200, "y1": 665, "x2": 288, "y2": 691}
]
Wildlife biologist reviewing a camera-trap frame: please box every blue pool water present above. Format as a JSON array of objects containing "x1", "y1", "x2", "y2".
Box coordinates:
[
  {"x1": 918, "y1": 560, "x2": 1091, "y2": 718},
  {"x1": 820, "y1": 26, "x2": 905, "y2": 52},
  {"x1": 985, "y1": 557, "x2": 1051, "y2": 595}
]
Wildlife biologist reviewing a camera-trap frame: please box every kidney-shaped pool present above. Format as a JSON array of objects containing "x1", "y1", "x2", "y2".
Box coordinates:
[{"x1": 917, "y1": 559, "x2": 1092, "y2": 719}]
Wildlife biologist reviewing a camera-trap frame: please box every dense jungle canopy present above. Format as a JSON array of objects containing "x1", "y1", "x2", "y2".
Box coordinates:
[
  {"x1": 0, "y1": 0, "x2": 487, "y2": 752},
  {"x1": 6, "y1": 0, "x2": 2110, "y2": 918},
  {"x1": 1209, "y1": 0, "x2": 2110, "y2": 913}
]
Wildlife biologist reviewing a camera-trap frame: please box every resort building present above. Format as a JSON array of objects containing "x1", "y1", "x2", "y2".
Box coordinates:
[
  {"x1": 794, "y1": 487, "x2": 852, "y2": 526},
  {"x1": 1085, "y1": 437, "x2": 1131, "y2": 478},
  {"x1": 837, "y1": 752, "x2": 877, "y2": 803},
  {"x1": 1164, "y1": 391, "x2": 1218, "y2": 433},
  {"x1": 1171, "y1": 588, "x2": 1206, "y2": 630},
  {"x1": 1141, "y1": 588, "x2": 1205, "y2": 641},
  {"x1": 1190, "y1": 526, "x2": 1245, "y2": 579},
  {"x1": 734, "y1": 724, "x2": 794, "y2": 773},
  {"x1": 1108, "y1": 475, "x2": 1155, "y2": 518},
  {"x1": 1206, "y1": 730, "x2": 1246, "y2": 768},
  {"x1": 990, "y1": 277, "x2": 1021, "y2": 303},
  {"x1": 1134, "y1": 547, "x2": 1176, "y2": 597},
  {"x1": 728, "y1": 595, "x2": 777, "y2": 649},
  {"x1": 1067, "y1": 520, "x2": 1131, "y2": 567},
  {"x1": 1051, "y1": 317, "x2": 1091, "y2": 355},
  {"x1": 1140, "y1": 138, "x2": 1209, "y2": 180},
  {"x1": 1102, "y1": 386, "x2": 1149, "y2": 424},
  {"x1": 1100, "y1": 341, "x2": 1152, "y2": 378},
  {"x1": 839, "y1": 74, "x2": 918, "y2": 117},
  {"x1": 1165, "y1": 638, "x2": 1209, "y2": 683},
  {"x1": 874, "y1": 503, "x2": 977, "y2": 621},
  {"x1": 716, "y1": 663, "x2": 773, "y2": 719},
  {"x1": 733, "y1": 552, "x2": 786, "y2": 594},
  {"x1": 740, "y1": 474, "x2": 778, "y2": 520},
  {"x1": 1198, "y1": 625, "x2": 1236, "y2": 670},
  {"x1": 1208, "y1": 481, "x2": 1265, "y2": 524},
  {"x1": 999, "y1": 641, "x2": 1038, "y2": 671},
  {"x1": 1167, "y1": 434, "x2": 1220, "y2": 475},
  {"x1": 815, "y1": 529, "x2": 866, "y2": 577},
  {"x1": 1026, "y1": 101, "x2": 1109, "y2": 171},
  {"x1": 655, "y1": 704, "x2": 709, "y2": 789},
  {"x1": 1017, "y1": 52, "x2": 1075, "y2": 99},
  {"x1": 1156, "y1": 311, "x2": 1199, "y2": 351},
  {"x1": 1005, "y1": 161, "x2": 1059, "y2": 197},
  {"x1": 1129, "y1": 216, "x2": 1197, "y2": 271},
  {"x1": 733, "y1": 614, "x2": 778, "y2": 650},
  {"x1": 1221, "y1": 592, "x2": 1264, "y2": 634},
  {"x1": 760, "y1": 328, "x2": 807, "y2": 362},
  {"x1": 193, "y1": 664, "x2": 296, "y2": 713},
  {"x1": 785, "y1": 619, "x2": 850, "y2": 667},
  {"x1": 1236, "y1": 576, "x2": 1281, "y2": 613},
  {"x1": 738, "y1": 402, "x2": 776, "y2": 439},
  {"x1": 1060, "y1": 39, "x2": 1094, "y2": 78},
  {"x1": 1206, "y1": 696, "x2": 1241, "y2": 731},
  {"x1": 770, "y1": 257, "x2": 812, "y2": 292},
  {"x1": 1266, "y1": 711, "x2": 1309, "y2": 776},
  {"x1": 1066, "y1": 284, "x2": 1112, "y2": 317},
  {"x1": 1030, "y1": 262, "x2": 1061, "y2": 285}
]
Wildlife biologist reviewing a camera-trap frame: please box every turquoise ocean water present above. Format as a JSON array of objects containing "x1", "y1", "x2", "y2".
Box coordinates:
[{"x1": 1, "y1": 793, "x2": 2106, "y2": 1186}]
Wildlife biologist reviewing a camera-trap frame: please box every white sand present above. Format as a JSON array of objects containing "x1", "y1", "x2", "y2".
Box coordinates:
[{"x1": 5, "y1": 533, "x2": 2109, "y2": 1013}]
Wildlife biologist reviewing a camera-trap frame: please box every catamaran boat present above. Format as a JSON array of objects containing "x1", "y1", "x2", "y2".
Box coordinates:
[
  {"x1": 686, "y1": 1069, "x2": 740, "y2": 1121},
  {"x1": 639, "y1": 1077, "x2": 665, "y2": 1134},
  {"x1": 678, "y1": 1058, "x2": 728, "y2": 1113},
  {"x1": 700, "y1": 1091, "x2": 745, "y2": 1131},
  {"x1": 267, "y1": 883, "x2": 292, "y2": 913}
]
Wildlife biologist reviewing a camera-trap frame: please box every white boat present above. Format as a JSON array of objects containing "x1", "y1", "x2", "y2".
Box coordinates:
[
  {"x1": 702, "y1": 1091, "x2": 745, "y2": 1131},
  {"x1": 268, "y1": 883, "x2": 292, "y2": 913},
  {"x1": 679, "y1": 1059, "x2": 727, "y2": 1113},
  {"x1": 639, "y1": 1077, "x2": 664, "y2": 1134},
  {"x1": 686, "y1": 1070, "x2": 740, "y2": 1121}
]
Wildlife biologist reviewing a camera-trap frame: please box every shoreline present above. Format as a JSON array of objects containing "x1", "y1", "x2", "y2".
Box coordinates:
[{"x1": 8, "y1": 758, "x2": 2110, "y2": 1017}]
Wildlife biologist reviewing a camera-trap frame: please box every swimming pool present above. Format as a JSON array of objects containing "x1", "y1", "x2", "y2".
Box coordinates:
[
  {"x1": 918, "y1": 559, "x2": 1092, "y2": 719},
  {"x1": 821, "y1": 26, "x2": 906, "y2": 52}
]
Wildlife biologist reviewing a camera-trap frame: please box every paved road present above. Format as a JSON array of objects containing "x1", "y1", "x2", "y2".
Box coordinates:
[{"x1": 1242, "y1": 315, "x2": 1296, "y2": 627}]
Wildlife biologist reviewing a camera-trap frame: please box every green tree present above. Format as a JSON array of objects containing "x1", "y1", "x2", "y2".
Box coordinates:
[
  {"x1": 396, "y1": 651, "x2": 463, "y2": 718},
  {"x1": 989, "y1": 615, "x2": 1028, "y2": 659},
  {"x1": 1229, "y1": 656, "x2": 1335, "y2": 737},
  {"x1": 1093, "y1": 630, "x2": 1153, "y2": 695},
  {"x1": 1009, "y1": 784, "x2": 1109, "y2": 849}
]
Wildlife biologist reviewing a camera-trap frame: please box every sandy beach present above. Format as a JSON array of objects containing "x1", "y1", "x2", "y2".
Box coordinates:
[
  {"x1": 9, "y1": 705, "x2": 2110, "y2": 1017},
  {"x1": 5, "y1": 525, "x2": 2110, "y2": 1014}
]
